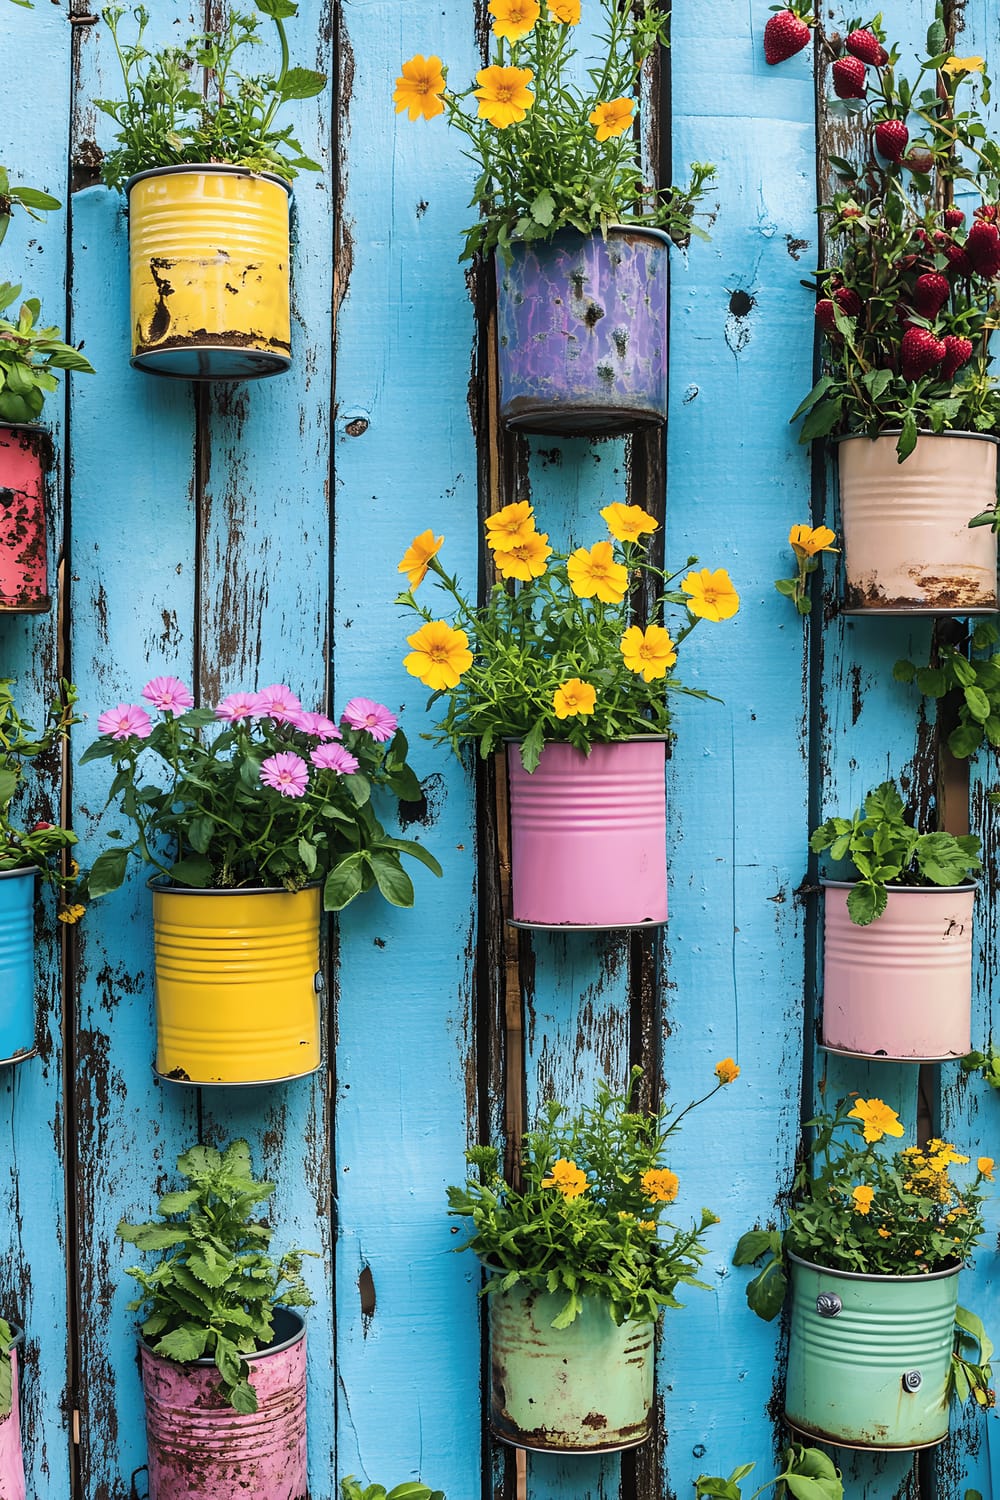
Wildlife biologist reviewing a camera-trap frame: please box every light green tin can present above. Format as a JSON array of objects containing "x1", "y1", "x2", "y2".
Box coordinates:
[
  {"x1": 488, "y1": 1283, "x2": 654, "y2": 1452},
  {"x1": 785, "y1": 1252, "x2": 961, "y2": 1450}
]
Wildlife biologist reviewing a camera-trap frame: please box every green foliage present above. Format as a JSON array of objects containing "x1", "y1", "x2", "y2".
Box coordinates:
[
  {"x1": 0, "y1": 282, "x2": 94, "y2": 424},
  {"x1": 952, "y1": 1304, "x2": 995, "y2": 1409},
  {"x1": 0, "y1": 165, "x2": 60, "y2": 248},
  {"x1": 117, "y1": 1138, "x2": 317, "y2": 1413},
  {"x1": 962, "y1": 1043, "x2": 1000, "y2": 1089},
  {"x1": 695, "y1": 1445, "x2": 843, "y2": 1500},
  {"x1": 896, "y1": 622, "x2": 1000, "y2": 760},
  {"x1": 809, "y1": 777, "x2": 981, "y2": 925},
  {"x1": 791, "y1": 12, "x2": 1000, "y2": 455},
  {"x1": 0, "y1": 678, "x2": 82, "y2": 906},
  {"x1": 95, "y1": 2, "x2": 325, "y2": 189},
  {"x1": 447, "y1": 1065, "x2": 734, "y2": 1326},
  {"x1": 339, "y1": 1481, "x2": 445, "y2": 1500},
  {"x1": 398, "y1": 2, "x2": 714, "y2": 260},
  {"x1": 80, "y1": 685, "x2": 439, "y2": 912},
  {"x1": 0, "y1": 1317, "x2": 14, "y2": 1420}
]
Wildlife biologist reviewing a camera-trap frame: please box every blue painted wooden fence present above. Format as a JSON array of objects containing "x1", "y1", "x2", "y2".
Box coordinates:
[{"x1": 0, "y1": 1, "x2": 998, "y2": 1496}]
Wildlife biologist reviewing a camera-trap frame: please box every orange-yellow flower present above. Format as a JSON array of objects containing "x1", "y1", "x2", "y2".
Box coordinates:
[
  {"x1": 601, "y1": 502, "x2": 659, "y2": 543},
  {"x1": 494, "y1": 530, "x2": 551, "y2": 580},
  {"x1": 682, "y1": 567, "x2": 740, "y2": 622},
  {"x1": 978, "y1": 1156, "x2": 995, "y2": 1180},
  {"x1": 553, "y1": 678, "x2": 596, "y2": 719},
  {"x1": 541, "y1": 1158, "x2": 589, "y2": 1198},
  {"x1": 567, "y1": 540, "x2": 627, "y2": 603},
  {"x1": 397, "y1": 529, "x2": 444, "y2": 589},
  {"x1": 589, "y1": 97, "x2": 635, "y2": 141},
  {"x1": 57, "y1": 903, "x2": 85, "y2": 924},
  {"x1": 847, "y1": 1097, "x2": 905, "y2": 1143},
  {"x1": 851, "y1": 1184, "x2": 874, "y2": 1215},
  {"x1": 877, "y1": 1226, "x2": 891, "y2": 1239},
  {"x1": 714, "y1": 1057, "x2": 740, "y2": 1085},
  {"x1": 393, "y1": 55, "x2": 447, "y2": 121},
  {"x1": 620, "y1": 624, "x2": 676, "y2": 682},
  {"x1": 549, "y1": 0, "x2": 581, "y2": 20},
  {"x1": 474, "y1": 65, "x2": 535, "y2": 128},
  {"x1": 403, "y1": 620, "x2": 473, "y2": 690},
  {"x1": 789, "y1": 523, "x2": 838, "y2": 557},
  {"x1": 489, "y1": 0, "x2": 540, "y2": 41},
  {"x1": 641, "y1": 1167, "x2": 679, "y2": 1203},
  {"x1": 942, "y1": 55, "x2": 985, "y2": 76},
  {"x1": 638, "y1": 1220, "x2": 656, "y2": 1231},
  {"x1": 485, "y1": 500, "x2": 536, "y2": 552}
]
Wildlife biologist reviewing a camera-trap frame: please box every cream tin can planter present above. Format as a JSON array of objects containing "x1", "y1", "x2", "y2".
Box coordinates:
[
  {"x1": 821, "y1": 880, "x2": 975, "y2": 1061},
  {"x1": 0, "y1": 1326, "x2": 25, "y2": 1500},
  {"x1": 785, "y1": 1253, "x2": 961, "y2": 1450},
  {"x1": 837, "y1": 431, "x2": 999, "y2": 614},
  {"x1": 488, "y1": 1283, "x2": 654, "y2": 1452}
]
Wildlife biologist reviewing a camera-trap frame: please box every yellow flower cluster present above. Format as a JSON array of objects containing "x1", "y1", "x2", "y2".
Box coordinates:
[
  {"x1": 901, "y1": 1139, "x2": 970, "y2": 1206},
  {"x1": 847, "y1": 1097, "x2": 905, "y2": 1143},
  {"x1": 641, "y1": 1167, "x2": 679, "y2": 1203},
  {"x1": 541, "y1": 1157, "x2": 589, "y2": 1198}
]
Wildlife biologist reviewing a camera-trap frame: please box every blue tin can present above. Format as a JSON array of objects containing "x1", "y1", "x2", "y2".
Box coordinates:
[{"x1": 0, "y1": 867, "x2": 37, "y2": 1065}]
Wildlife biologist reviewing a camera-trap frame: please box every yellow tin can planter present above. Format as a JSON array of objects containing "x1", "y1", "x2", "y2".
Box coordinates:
[
  {"x1": 150, "y1": 882, "x2": 322, "y2": 1086},
  {"x1": 127, "y1": 165, "x2": 292, "y2": 380}
]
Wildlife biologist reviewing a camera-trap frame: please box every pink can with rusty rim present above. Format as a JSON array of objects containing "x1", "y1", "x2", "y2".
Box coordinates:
[{"x1": 0, "y1": 425, "x2": 50, "y2": 614}]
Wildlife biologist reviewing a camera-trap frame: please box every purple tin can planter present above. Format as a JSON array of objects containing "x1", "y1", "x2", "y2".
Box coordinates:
[
  {"x1": 140, "y1": 1308, "x2": 307, "y2": 1500},
  {"x1": 506, "y1": 738, "x2": 668, "y2": 929},
  {"x1": 496, "y1": 226, "x2": 669, "y2": 435},
  {"x1": 0, "y1": 1327, "x2": 26, "y2": 1500}
]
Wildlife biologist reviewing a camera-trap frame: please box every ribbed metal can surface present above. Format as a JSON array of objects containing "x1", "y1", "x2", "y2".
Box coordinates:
[
  {"x1": 141, "y1": 1309, "x2": 307, "y2": 1499},
  {"x1": 151, "y1": 884, "x2": 321, "y2": 1085},
  {"x1": 0, "y1": 1328, "x2": 25, "y2": 1500},
  {"x1": 0, "y1": 868, "x2": 36, "y2": 1067},
  {"x1": 838, "y1": 432, "x2": 999, "y2": 614},
  {"x1": 821, "y1": 882, "x2": 974, "y2": 1060},
  {"x1": 127, "y1": 166, "x2": 292, "y2": 379},
  {"x1": 0, "y1": 425, "x2": 49, "y2": 613},
  {"x1": 488, "y1": 1284, "x2": 654, "y2": 1452},
  {"x1": 506, "y1": 739, "x2": 668, "y2": 928},
  {"x1": 785, "y1": 1254, "x2": 960, "y2": 1449}
]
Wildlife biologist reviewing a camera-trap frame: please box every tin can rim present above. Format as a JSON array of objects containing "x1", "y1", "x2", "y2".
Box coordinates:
[
  {"x1": 125, "y1": 163, "x2": 293, "y2": 196},
  {"x1": 147, "y1": 875, "x2": 321, "y2": 896},
  {"x1": 831, "y1": 428, "x2": 1000, "y2": 448},
  {"x1": 0, "y1": 864, "x2": 37, "y2": 884},
  {"x1": 3, "y1": 1323, "x2": 24, "y2": 1351},
  {"x1": 788, "y1": 1249, "x2": 963, "y2": 1283},
  {"x1": 139, "y1": 1305, "x2": 305, "y2": 1365},
  {"x1": 820, "y1": 877, "x2": 978, "y2": 895}
]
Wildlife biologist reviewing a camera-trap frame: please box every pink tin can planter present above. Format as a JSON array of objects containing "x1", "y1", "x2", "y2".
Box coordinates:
[
  {"x1": 506, "y1": 738, "x2": 668, "y2": 929},
  {"x1": 821, "y1": 880, "x2": 976, "y2": 1061},
  {"x1": 0, "y1": 1326, "x2": 26, "y2": 1500},
  {"x1": 0, "y1": 425, "x2": 51, "y2": 614},
  {"x1": 140, "y1": 1308, "x2": 307, "y2": 1500}
]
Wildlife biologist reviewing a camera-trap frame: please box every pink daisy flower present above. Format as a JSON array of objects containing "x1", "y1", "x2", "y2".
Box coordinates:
[
  {"x1": 287, "y1": 709, "x2": 342, "y2": 741},
  {"x1": 311, "y1": 743, "x2": 359, "y2": 775},
  {"x1": 97, "y1": 703, "x2": 154, "y2": 741},
  {"x1": 142, "y1": 676, "x2": 195, "y2": 713},
  {"x1": 259, "y1": 751, "x2": 310, "y2": 798},
  {"x1": 215, "y1": 691, "x2": 261, "y2": 723},
  {"x1": 255, "y1": 683, "x2": 303, "y2": 723},
  {"x1": 341, "y1": 696, "x2": 398, "y2": 743}
]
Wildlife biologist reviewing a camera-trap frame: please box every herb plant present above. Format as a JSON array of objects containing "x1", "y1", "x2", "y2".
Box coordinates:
[
  {"x1": 0, "y1": 283, "x2": 94, "y2": 425},
  {"x1": 962, "y1": 1045, "x2": 1000, "y2": 1090},
  {"x1": 340, "y1": 1482, "x2": 444, "y2": 1500},
  {"x1": 0, "y1": 678, "x2": 82, "y2": 917},
  {"x1": 95, "y1": 2, "x2": 326, "y2": 191},
  {"x1": 393, "y1": 0, "x2": 715, "y2": 261},
  {"x1": 770, "y1": 9, "x2": 1000, "y2": 460},
  {"x1": 397, "y1": 503, "x2": 739, "y2": 772},
  {"x1": 895, "y1": 622, "x2": 1000, "y2": 760},
  {"x1": 117, "y1": 1138, "x2": 317, "y2": 1414},
  {"x1": 695, "y1": 1445, "x2": 843, "y2": 1500},
  {"x1": 810, "y1": 778, "x2": 981, "y2": 925},
  {"x1": 81, "y1": 675, "x2": 441, "y2": 912},
  {"x1": 448, "y1": 1062, "x2": 739, "y2": 1327},
  {"x1": 0, "y1": 1317, "x2": 15, "y2": 1421},
  {"x1": 0, "y1": 166, "x2": 60, "y2": 247}
]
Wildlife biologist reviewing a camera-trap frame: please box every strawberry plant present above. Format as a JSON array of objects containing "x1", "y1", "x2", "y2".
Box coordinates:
[
  {"x1": 695, "y1": 1445, "x2": 843, "y2": 1500},
  {"x1": 0, "y1": 166, "x2": 60, "y2": 247},
  {"x1": 117, "y1": 1138, "x2": 317, "y2": 1414},
  {"x1": 0, "y1": 282, "x2": 94, "y2": 425},
  {"x1": 340, "y1": 1482, "x2": 445, "y2": 1500},
  {"x1": 895, "y1": 621, "x2": 1000, "y2": 760}
]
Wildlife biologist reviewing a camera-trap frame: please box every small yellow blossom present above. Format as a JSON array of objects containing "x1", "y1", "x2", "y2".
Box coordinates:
[
  {"x1": 942, "y1": 55, "x2": 985, "y2": 76},
  {"x1": 541, "y1": 1158, "x2": 588, "y2": 1198},
  {"x1": 618, "y1": 1210, "x2": 635, "y2": 1221},
  {"x1": 474, "y1": 64, "x2": 535, "y2": 128},
  {"x1": 852, "y1": 1184, "x2": 875, "y2": 1215},
  {"x1": 567, "y1": 540, "x2": 627, "y2": 603},
  {"x1": 403, "y1": 620, "x2": 473, "y2": 690},
  {"x1": 589, "y1": 97, "x2": 635, "y2": 141},
  {"x1": 489, "y1": 0, "x2": 540, "y2": 41},
  {"x1": 548, "y1": 0, "x2": 580, "y2": 20},
  {"x1": 553, "y1": 678, "x2": 597, "y2": 719},
  {"x1": 978, "y1": 1156, "x2": 995, "y2": 1180},
  {"x1": 682, "y1": 567, "x2": 740, "y2": 622},
  {"x1": 620, "y1": 624, "x2": 677, "y2": 682},
  {"x1": 397, "y1": 529, "x2": 444, "y2": 589},
  {"x1": 638, "y1": 1220, "x2": 656, "y2": 1231},
  {"x1": 57, "y1": 903, "x2": 85, "y2": 925},
  {"x1": 494, "y1": 530, "x2": 551, "y2": 580},
  {"x1": 789, "y1": 524, "x2": 838, "y2": 557},
  {"x1": 714, "y1": 1058, "x2": 740, "y2": 1085},
  {"x1": 641, "y1": 1167, "x2": 679, "y2": 1203},
  {"x1": 601, "y1": 502, "x2": 658, "y2": 543},
  {"x1": 485, "y1": 500, "x2": 536, "y2": 552},
  {"x1": 393, "y1": 55, "x2": 447, "y2": 121},
  {"x1": 877, "y1": 1226, "x2": 891, "y2": 1238},
  {"x1": 847, "y1": 1097, "x2": 905, "y2": 1143}
]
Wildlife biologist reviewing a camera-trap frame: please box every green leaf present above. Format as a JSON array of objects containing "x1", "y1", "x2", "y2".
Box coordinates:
[
  {"x1": 366, "y1": 850, "x2": 415, "y2": 907},
  {"x1": 745, "y1": 1255, "x2": 787, "y2": 1321},
  {"x1": 376, "y1": 836, "x2": 443, "y2": 877},
  {"x1": 279, "y1": 67, "x2": 326, "y2": 100},
  {"x1": 785, "y1": 1477, "x2": 842, "y2": 1500},
  {"x1": 964, "y1": 686, "x2": 992, "y2": 723},
  {"x1": 87, "y1": 846, "x2": 129, "y2": 898},
  {"x1": 168, "y1": 856, "x2": 213, "y2": 888},
  {"x1": 774, "y1": 579, "x2": 797, "y2": 597},
  {"x1": 798, "y1": 399, "x2": 843, "y2": 443},
  {"x1": 323, "y1": 858, "x2": 364, "y2": 911},
  {"x1": 949, "y1": 723, "x2": 984, "y2": 758},
  {"x1": 254, "y1": 0, "x2": 298, "y2": 16},
  {"x1": 228, "y1": 1377, "x2": 258, "y2": 1414},
  {"x1": 732, "y1": 1230, "x2": 776, "y2": 1266},
  {"x1": 530, "y1": 188, "x2": 556, "y2": 227},
  {"x1": 154, "y1": 1325, "x2": 210, "y2": 1363},
  {"x1": 789, "y1": 375, "x2": 834, "y2": 423},
  {"x1": 915, "y1": 667, "x2": 946, "y2": 698},
  {"x1": 893, "y1": 659, "x2": 917, "y2": 684},
  {"x1": 927, "y1": 16, "x2": 947, "y2": 54},
  {"x1": 846, "y1": 881, "x2": 885, "y2": 926},
  {"x1": 297, "y1": 837, "x2": 317, "y2": 874}
]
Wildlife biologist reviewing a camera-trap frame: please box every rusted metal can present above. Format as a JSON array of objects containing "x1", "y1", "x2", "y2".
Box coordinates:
[
  {"x1": 785, "y1": 1253, "x2": 960, "y2": 1450},
  {"x1": 837, "y1": 431, "x2": 999, "y2": 614},
  {"x1": 140, "y1": 1307, "x2": 307, "y2": 1500},
  {"x1": 0, "y1": 424, "x2": 51, "y2": 614},
  {"x1": 0, "y1": 1325, "x2": 25, "y2": 1500},
  {"x1": 0, "y1": 867, "x2": 37, "y2": 1067},
  {"x1": 488, "y1": 1283, "x2": 654, "y2": 1453}
]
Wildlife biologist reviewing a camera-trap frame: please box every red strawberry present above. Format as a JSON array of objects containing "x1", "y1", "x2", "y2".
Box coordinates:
[
  {"x1": 832, "y1": 56, "x2": 867, "y2": 97},
  {"x1": 875, "y1": 119, "x2": 908, "y2": 161},
  {"x1": 900, "y1": 326, "x2": 946, "y2": 379},
  {"x1": 846, "y1": 28, "x2": 887, "y2": 65},
  {"x1": 764, "y1": 9, "x2": 812, "y2": 64},
  {"x1": 944, "y1": 207, "x2": 966, "y2": 229},
  {"x1": 911, "y1": 273, "x2": 950, "y2": 318},
  {"x1": 941, "y1": 335, "x2": 974, "y2": 380},
  {"x1": 815, "y1": 288, "x2": 861, "y2": 331},
  {"x1": 967, "y1": 221, "x2": 1000, "y2": 278},
  {"x1": 904, "y1": 148, "x2": 934, "y2": 174},
  {"x1": 974, "y1": 204, "x2": 1000, "y2": 224},
  {"x1": 815, "y1": 299, "x2": 837, "y2": 331}
]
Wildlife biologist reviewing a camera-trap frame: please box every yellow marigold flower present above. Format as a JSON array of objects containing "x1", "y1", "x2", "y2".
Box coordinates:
[
  {"x1": 474, "y1": 65, "x2": 535, "y2": 129},
  {"x1": 397, "y1": 529, "x2": 444, "y2": 589},
  {"x1": 553, "y1": 678, "x2": 597, "y2": 719},
  {"x1": 485, "y1": 500, "x2": 536, "y2": 552},
  {"x1": 589, "y1": 96, "x2": 636, "y2": 142},
  {"x1": 601, "y1": 502, "x2": 658, "y2": 543},
  {"x1": 641, "y1": 1167, "x2": 679, "y2": 1203},
  {"x1": 489, "y1": 0, "x2": 540, "y2": 41},
  {"x1": 942, "y1": 55, "x2": 985, "y2": 76},
  {"x1": 877, "y1": 1226, "x2": 891, "y2": 1239},
  {"x1": 494, "y1": 530, "x2": 551, "y2": 580},
  {"x1": 618, "y1": 1210, "x2": 634, "y2": 1221},
  {"x1": 978, "y1": 1156, "x2": 995, "y2": 1180},
  {"x1": 851, "y1": 1184, "x2": 874, "y2": 1215},
  {"x1": 393, "y1": 55, "x2": 447, "y2": 121},
  {"x1": 567, "y1": 540, "x2": 627, "y2": 603},
  {"x1": 69, "y1": 859, "x2": 80, "y2": 877},
  {"x1": 789, "y1": 523, "x2": 838, "y2": 557},
  {"x1": 682, "y1": 567, "x2": 740, "y2": 622},
  {"x1": 57, "y1": 903, "x2": 85, "y2": 925},
  {"x1": 541, "y1": 1157, "x2": 588, "y2": 1199},
  {"x1": 549, "y1": 0, "x2": 581, "y2": 20},
  {"x1": 620, "y1": 624, "x2": 676, "y2": 682},
  {"x1": 403, "y1": 620, "x2": 473, "y2": 691},
  {"x1": 639, "y1": 1220, "x2": 656, "y2": 1231},
  {"x1": 847, "y1": 1097, "x2": 905, "y2": 1143},
  {"x1": 714, "y1": 1057, "x2": 740, "y2": 1085}
]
